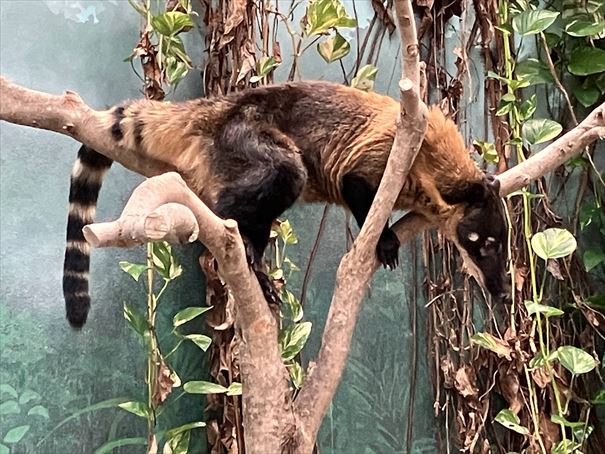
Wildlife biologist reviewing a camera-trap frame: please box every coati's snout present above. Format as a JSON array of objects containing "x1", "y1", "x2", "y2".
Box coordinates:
[{"x1": 449, "y1": 175, "x2": 511, "y2": 303}]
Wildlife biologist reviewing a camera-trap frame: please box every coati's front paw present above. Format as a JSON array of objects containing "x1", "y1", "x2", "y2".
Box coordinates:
[{"x1": 377, "y1": 229, "x2": 400, "y2": 270}]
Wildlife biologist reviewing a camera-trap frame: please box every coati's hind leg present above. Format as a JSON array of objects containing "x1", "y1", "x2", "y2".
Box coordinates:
[
  {"x1": 212, "y1": 120, "x2": 307, "y2": 303},
  {"x1": 341, "y1": 173, "x2": 400, "y2": 269}
]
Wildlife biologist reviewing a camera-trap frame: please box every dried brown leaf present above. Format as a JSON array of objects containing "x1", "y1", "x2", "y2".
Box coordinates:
[
  {"x1": 499, "y1": 365, "x2": 522, "y2": 413},
  {"x1": 220, "y1": 0, "x2": 247, "y2": 47},
  {"x1": 273, "y1": 41, "x2": 282, "y2": 64},
  {"x1": 532, "y1": 366, "x2": 550, "y2": 389},
  {"x1": 455, "y1": 365, "x2": 479, "y2": 398},
  {"x1": 547, "y1": 259, "x2": 564, "y2": 280},
  {"x1": 514, "y1": 265, "x2": 528, "y2": 291},
  {"x1": 152, "y1": 361, "x2": 174, "y2": 406}
]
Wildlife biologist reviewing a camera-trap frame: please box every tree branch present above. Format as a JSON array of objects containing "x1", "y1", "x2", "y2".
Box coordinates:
[
  {"x1": 0, "y1": 76, "x2": 175, "y2": 178},
  {"x1": 293, "y1": 0, "x2": 428, "y2": 448},
  {"x1": 497, "y1": 102, "x2": 605, "y2": 195},
  {"x1": 83, "y1": 172, "x2": 292, "y2": 453}
]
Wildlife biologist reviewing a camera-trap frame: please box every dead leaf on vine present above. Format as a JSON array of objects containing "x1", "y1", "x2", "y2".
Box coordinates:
[
  {"x1": 546, "y1": 259, "x2": 564, "y2": 280},
  {"x1": 221, "y1": 0, "x2": 247, "y2": 47},
  {"x1": 514, "y1": 265, "x2": 528, "y2": 291},
  {"x1": 499, "y1": 365, "x2": 522, "y2": 413},
  {"x1": 455, "y1": 365, "x2": 478, "y2": 398},
  {"x1": 532, "y1": 366, "x2": 550, "y2": 389},
  {"x1": 273, "y1": 41, "x2": 282, "y2": 63},
  {"x1": 441, "y1": 357, "x2": 455, "y2": 388},
  {"x1": 153, "y1": 361, "x2": 175, "y2": 406}
]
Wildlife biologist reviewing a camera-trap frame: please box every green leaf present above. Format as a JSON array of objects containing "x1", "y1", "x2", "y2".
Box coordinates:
[
  {"x1": 226, "y1": 382, "x2": 242, "y2": 396},
  {"x1": 3, "y1": 425, "x2": 30, "y2": 444},
  {"x1": 152, "y1": 241, "x2": 178, "y2": 280},
  {"x1": 183, "y1": 381, "x2": 228, "y2": 394},
  {"x1": 583, "y1": 249, "x2": 605, "y2": 271},
  {"x1": 184, "y1": 334, "x2": 212, "y2": 352},
  {"x1": 151, "y1": 11, "x2": 193, "y2": 36},
  {"x1": 556, "y1": 345, "x2": 598, "y2": 374},
  {"x1": 0, "y1": 400, "x2": 20, "y2": 415},
  {"x1": 166, "y1": 430, "x2": 190, "y2": 454},
  {"x1": 515, "y1": 58, "x2": 554, "y2": 85},
  {"x1": 512, "y1": 10, "x2": 559, "y2": 36},
  {"x1": 317, "y1": 32, "x2": 350, "y2": 63},
  {"x1": 250, "y1": 56, "x2": 280, "y2": 83},
  {"x1": 592, "y1": 389, "x2": 605, "y2": 404},
  {"x1": 94, "y1": 437, "x2": 147, "y2": 454},
  {"x1": 531, "y1": 228, "x2": 577, "y2": 260},
  {"x1": 274, "y1": 219, "x2": 298, "y2": 245},
  {"x1": 518, "y1": 94, "x2": 537, "y2": 121},
  {"x1": 18, "y1": 389, "x2": 40, "y2": 405},
  {"x1": 306, "y1": 0, "x2": 357, "y2": 36},
  {"x1": 565, "y1": 17, "x2": 605, "y2": 37},
  {"x1": 473, "y1": 140, "x2": 499, "y2": 164},
  {"x1": 568, "y1": 47, "x2": 605, "y2": 76},
  {"x1": 287, "y1": 361, "x2": 305, "y2": 389},
  {"x1": 164, "y1": 421, "x2": 206, "y2": 440},
  {"x1": 0, "y1": 444, "x2": 8, "y2": 454},
  {"x1": 471, "y1": 332, "x2": 512, "y2": 359},
  {"x1": 586, "y1": 293, "x2": 605, "y2": 311},
  {"x1": 494, "y1": 409, "x2": 529, "y2": 435},
  {"x1": 118, "y1": 401, "x2": 150, "y2": 419},
  {"x1": 522, "y1": 119, "x2": 562, "y2": 145},
  {"x1": 551, "y1": 440, "x2": 582, "y2": 454},
  {"x1": 166, "y1": 58, "x2": 189, "y2": 85},
  {"x1": 0, "y1": 384, "x2": 18, "y2": 399},
  {"x1": 279, "y1": 322, "x2": 312, "y2": 361},
  {"x1": 524, "y1": 300, "x2": 564, "y2": 317},
  {"x1": 173, "y1": 306, "x2": 212, "y2": 327},
  {"x1": 351, "y1": 64, "x2": 378, "y2": 91},
  {"x1": 119, "y1": 261, "x2": 147, "y2": 282},
  {"x1": 123, "y1": 302, "x2": 149, "y2": 339},
  {"x1": 27, "y1": 405, "x2": 49, "y2": 419},
  {"x1": 495, "y1": 98, "x2": 513, "y2": 116},
  {"x1": 281, "y1": 289, "x2": 303, "y2": 322},
  {"x1": 574, "y1": 83, "x2": 601, "y2": 107},
  {"x1": 551, "y1": 414, "x2": 586, "y2": 429}
]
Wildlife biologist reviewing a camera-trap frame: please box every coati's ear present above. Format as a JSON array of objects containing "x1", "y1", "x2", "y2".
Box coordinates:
[{"x1": 484, "y1": 174, "x2": 501, "y2": 196}]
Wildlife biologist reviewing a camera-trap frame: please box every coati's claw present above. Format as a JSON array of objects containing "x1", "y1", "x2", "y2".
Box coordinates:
[{"x1": 377, "y1": 229, "x2": 400, "y2": 270}]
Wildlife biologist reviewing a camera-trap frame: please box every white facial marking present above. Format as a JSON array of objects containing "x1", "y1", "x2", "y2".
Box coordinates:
[
  {"x1": 468, "y1": 232, "x2": 479, "y2": 242},
  {"x1": 487, "y1": 236, "x2": 496, "y2": 243}
]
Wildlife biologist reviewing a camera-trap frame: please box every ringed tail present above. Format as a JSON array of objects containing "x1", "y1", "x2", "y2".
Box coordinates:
[{"x1": 63, "y1": 145, "x2": 112, "y2": 328}]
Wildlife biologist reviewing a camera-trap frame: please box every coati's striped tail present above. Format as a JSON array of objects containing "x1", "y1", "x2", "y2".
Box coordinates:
[{"x1": 63, "y1": 145, "x2": 112, "y2": 328}]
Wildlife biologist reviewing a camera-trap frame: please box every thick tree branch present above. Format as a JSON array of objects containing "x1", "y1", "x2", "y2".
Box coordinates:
[
  {"x1": 0, "y1": 76, "x2": 174, "y2": 178},
  {"x1": 293, "y1": 0, "x2": 427, "y2": 448},
  {"x1": 82, "y1": 172, "x2": 292, "y2": 453}
]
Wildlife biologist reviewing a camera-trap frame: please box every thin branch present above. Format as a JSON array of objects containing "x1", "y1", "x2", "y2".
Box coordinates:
[
  {"x1": 294, "y1": 0, "x2": 428, "y2": 449},
  {"x1": 497, "y1": 102, "x2": 605, "y2": 195}
]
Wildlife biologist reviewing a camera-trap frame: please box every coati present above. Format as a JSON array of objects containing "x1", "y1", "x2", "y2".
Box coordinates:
[{"x1": 63, "y1": 81, "x2": 510, "y2": 328}]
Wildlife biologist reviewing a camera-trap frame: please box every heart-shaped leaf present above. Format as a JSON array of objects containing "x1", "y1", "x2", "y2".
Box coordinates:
[
  {"x1": 531, "y1": 228, "x2": 577, "y2": 260},
  {"x1": 512, "y1": 10, "x2": 559, "y2": 36},
  {"x1": 522, "y1": 119, "x2": 562, "y2": 145}
]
